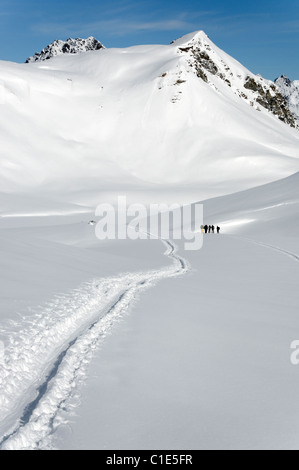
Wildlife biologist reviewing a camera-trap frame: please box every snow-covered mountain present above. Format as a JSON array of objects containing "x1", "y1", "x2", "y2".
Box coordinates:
[
  {"x1": 26, "y1": 37, "x2": 105, "y2": 63},
  {"x1": 275, "y1": 75, "x2": 299, "y2": 123},
  {"x1": 175, "y1": 33, "x2": 296, "y2": 128},
  {"x1": 0, "y1": 31, "x2": 298, "y2": 205},
  {"x1": 1, "y1": 32, "x2": 299, "y2": 452}
]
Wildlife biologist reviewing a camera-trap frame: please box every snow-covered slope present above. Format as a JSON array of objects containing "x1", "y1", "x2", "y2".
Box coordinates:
[
  {"x1": 26, "y1": 37, "x2": 104, "y2": 63},
  {"x1": 0, "y1": 31, "x2": 298, "y2": 204},
  {"x1": 0, "y1": 171, "x2": 298, "y2": 450},
  {"x1": 201, "y1": 171, "x2": 299, "y2": 251},
  {"x1": 275, "y1": 75, "x2": 299, "y2": 123}
]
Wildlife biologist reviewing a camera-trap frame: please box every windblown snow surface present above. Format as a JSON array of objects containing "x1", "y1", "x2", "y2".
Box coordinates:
[{"x1": 0, "y1": 32, "x2": 299, "y2": 450}]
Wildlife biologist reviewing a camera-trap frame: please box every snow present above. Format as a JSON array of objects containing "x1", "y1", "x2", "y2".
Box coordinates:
[
  {"x1": 0, "y1": 31, "x2": 298, "y2": 202},
  {"x1": 64, "y1": 243, "x2": 298, "y2": 450},
  {"x1": 54, "y1": 173, "x2": 299, "y2": 451},
  {"x1": 0, "y1": 32, "x2": 298, "y2": 450},
  {"x1": 0, "y1": 171, "x2": 298, "y2": 450},
  {"x1": 0, "y1": 237, "x2": 188, "y2": 450}
]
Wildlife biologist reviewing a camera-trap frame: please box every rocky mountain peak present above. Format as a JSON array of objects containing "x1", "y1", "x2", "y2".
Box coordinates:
[
  {"x1": 275, "y1": 75, "x2": 292, "y2": 87},
  {"x1": 275, "y1": 75, "x2": 299, "y2": 123},
  {"x1": 173, "y1": 32, "x2": 297, "y2": 128},
  {"x1": 26, "y1": 37, "x2": 105, "y2": 63}
]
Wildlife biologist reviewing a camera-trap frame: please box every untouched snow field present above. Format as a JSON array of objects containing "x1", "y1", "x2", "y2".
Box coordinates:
[{"x1": 0, "y1": 173, "x2": 298, "y2": 450}]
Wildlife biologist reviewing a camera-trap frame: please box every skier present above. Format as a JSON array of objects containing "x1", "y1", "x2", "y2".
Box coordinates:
[
  {"x1": 212, "y1": 225, "x2": 215, "y2": 234},
  {"x1": 208, "y1": 225, "x2": 211, "y2": 233},
  {"x1": 217, "y1": 226, "x2": 220, "y2": 234},
  {"x1": 204, "y1": 225, "x2": 208, "y2": 234}
]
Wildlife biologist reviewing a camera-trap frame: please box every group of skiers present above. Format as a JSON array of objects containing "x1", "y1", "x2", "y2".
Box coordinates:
[{"x1": 201, "y1": 225, "x2": 220, "y2": 234}]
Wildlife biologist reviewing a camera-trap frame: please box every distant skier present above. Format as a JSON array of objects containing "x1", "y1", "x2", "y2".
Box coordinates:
[
  {"x1": 208, "y1": 225, "x2": 211, "y2": 233},
  {"x1": 212, "y1": 225, "x2": 215, "y2": 234},
  {"x1": 204, "y1": 225, "x2": 208, "y2": 234},
  {"x1": 217, "y1": 226, "x2": 221, "y2": 234}
]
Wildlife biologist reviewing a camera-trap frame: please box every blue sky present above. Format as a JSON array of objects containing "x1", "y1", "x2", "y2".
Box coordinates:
[{"x1": 0, "y1": 0, "x2": 298, "y2": 79}]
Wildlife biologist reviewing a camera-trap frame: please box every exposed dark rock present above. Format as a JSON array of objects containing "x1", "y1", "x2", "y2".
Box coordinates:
[
  {"x1": 244, "y1": 77, "x2": 263, "y2": 93},
  {"x1": 245, "y1": 76, "x2": 295, "y2": 127},
  {"x1": 196, "y1": 68, "x2": 208, "y2": 83},
  {"x1": 178, "y1": 47, "x2": 193, "y2": 53},
  {"x1": 193, "y1": 51, "x2": 218, "y2": 76}
]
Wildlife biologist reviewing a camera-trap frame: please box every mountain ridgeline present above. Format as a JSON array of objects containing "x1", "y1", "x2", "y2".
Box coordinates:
[
  {"x1": 0, "y1": 31, "x2": 297, "y2": 195},
  {"x1": 25, "y1": 34, "x2": 297, "y2": 130},
  {"x1": 26, "y1": 37, "x2": 105, "y2": 63},
  {"x1": 274, "y1": 75, "x2": 299, "y2": 124},
  {"x1": 175, "y1": 34, "x2": 297, "y2": 128}
]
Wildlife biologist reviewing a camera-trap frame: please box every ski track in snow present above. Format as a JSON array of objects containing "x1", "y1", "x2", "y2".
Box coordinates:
[
  {"x1": 228, "y1": 234, "x2": 299, "y2": 262},
  {"x1": 0, "y1": 240, "x2": 189, "y2": 450}
]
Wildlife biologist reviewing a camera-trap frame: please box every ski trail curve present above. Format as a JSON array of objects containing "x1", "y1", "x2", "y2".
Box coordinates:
[
  {"x1": 227, "y1": 234, "x2": 299, "y2": 263},
  {"x1": 0, "y1": 239, "x2": 188, "y2": 450}
]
